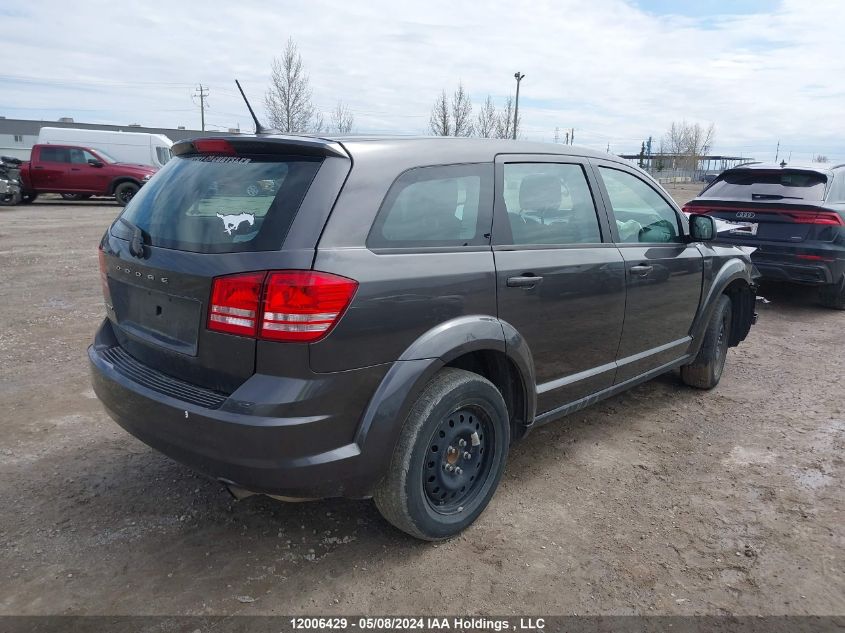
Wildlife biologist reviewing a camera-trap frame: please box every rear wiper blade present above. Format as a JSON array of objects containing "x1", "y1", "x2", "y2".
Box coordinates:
[
  {"x1": 751, "y1": 193, "x2": 802, "y2": 200},
  {"x1": 118, "y1": 217, "x2": 148, "y2": 258}
]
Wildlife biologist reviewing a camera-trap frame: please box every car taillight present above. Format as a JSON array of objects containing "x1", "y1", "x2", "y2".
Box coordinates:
[
  {"x1": 207, "y1": 270, "x2": 357, "y2": 343},
  {"x1": 785, "y1": 210, "x2": 844, "y2": 225},
  {"x1": 98, "y1": 247, "x2": 111, "y2": 305},
  {"x1": 208, "y1": 272, "x2": 265, "y2": 336},
  {"x1": 261, "y1": 271, "x2": 358, "y2": 342}
]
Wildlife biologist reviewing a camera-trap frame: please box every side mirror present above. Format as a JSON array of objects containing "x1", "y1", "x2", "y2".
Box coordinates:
[
  {"x1": 87, "y1": 159, "x2": 103, "y2": 168},
  {"x1": 688, "y1": 213, "x2": 716, "y2": 242}
]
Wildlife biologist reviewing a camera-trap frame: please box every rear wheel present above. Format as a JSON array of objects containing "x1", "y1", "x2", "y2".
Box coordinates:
[
  {"x1": 114, "y1": 182, "x2": 139, "y2": 206},
  {"x1": 374, "y1": 368, "x2": 510, "y2": 541},
  {"x1": 819, "y1": 276, "x2": 845, "y2": 310},
  {"x1": 681, "y1": 295, "x2": 732, "y2": 389}
]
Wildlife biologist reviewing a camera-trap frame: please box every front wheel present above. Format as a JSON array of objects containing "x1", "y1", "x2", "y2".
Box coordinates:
[
  {"x1": 374, "y1": 368, "x2": 510, "y2": 541},
  {"x1": 681, "y1": 294, "x2": 732, "y2": 389},
  {"x1": 114, "y1": 182, "x2": 139, "y2": 206}
]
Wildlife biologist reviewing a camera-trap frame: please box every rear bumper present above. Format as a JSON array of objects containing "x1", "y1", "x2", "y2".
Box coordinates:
[
  {"x1": 89, "y1": 320, "x2": 390, "y2": 499},
  {"x1": 746, "y1": 245, "x2": 845, "y2": 286}
]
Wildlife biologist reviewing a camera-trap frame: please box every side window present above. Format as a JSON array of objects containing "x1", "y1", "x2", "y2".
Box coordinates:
[
  {"x1": 500, "y1": 163, "x2": 602, "y2": 245},
  {"x1": 367, "y1": 164, "x2": 492, "y2": 248},
  {"x1": 40, "y1": 147, "x2": 70, "y2": 163},
  {"x1": 599, "y1": 167, "x2": 682, "y2": 243},
  {"x1": 69, "y1": 148, "x2": 89, "y2": 164}
]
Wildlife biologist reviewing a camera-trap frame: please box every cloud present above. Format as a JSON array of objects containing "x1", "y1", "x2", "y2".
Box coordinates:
[{"x1": 1, "y1": 0, "x2": 843, "y2": 162}]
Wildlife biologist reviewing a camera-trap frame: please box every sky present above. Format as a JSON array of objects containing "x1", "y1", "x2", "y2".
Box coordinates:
[{"x1": 2, "y1": 0, "x2": 843, "y2": 163}]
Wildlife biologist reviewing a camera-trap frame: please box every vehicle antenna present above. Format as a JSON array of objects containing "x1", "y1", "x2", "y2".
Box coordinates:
[{"x1": 235, "y1": 80, "x2": 266, "y2": 134}]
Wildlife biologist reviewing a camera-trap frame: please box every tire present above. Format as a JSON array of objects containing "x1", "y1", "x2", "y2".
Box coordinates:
[
  {"x1": 245, "y1": 183, "x2": 261, "y2": 197},
  {"x1": 20, "y1": 192, "x2": 37, "y2": 204},
  {"x1": 114, "y1": 182, "x2": 139, "y2": 206},
  {"x1": 681, "y1": 295, "x2": 732, "y2": 389},
  {"x1": 374, "y1": 368, "x2": 510, "y2": 541},
  {"x1": 61, "y1": 193, "x2": 92, "y2": 201},
  {"x1": 819, "y1": 276, "x2": 845, "y2": 310}
]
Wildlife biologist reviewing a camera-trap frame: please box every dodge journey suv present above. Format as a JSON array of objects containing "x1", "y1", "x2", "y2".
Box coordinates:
[{"x1": 90, "y1": 135, "x2": 757, "y2": 540}]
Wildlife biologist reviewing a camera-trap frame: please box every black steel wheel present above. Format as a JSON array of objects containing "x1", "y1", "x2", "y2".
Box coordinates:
[
  {"x1": 374, "y1": 368, "x2": 510, "y2": 540},
  {"x1": 423, "y1": 406, "x2": 494, "y2": 514}
]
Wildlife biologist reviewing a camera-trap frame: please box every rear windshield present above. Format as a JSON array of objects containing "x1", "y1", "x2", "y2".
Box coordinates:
[
  {"x1": 112, "y1": 154, "x2": 321, "y2": 253},
  {"x1": 701, "y1": 169, "x2": 828, "y2": 201}
]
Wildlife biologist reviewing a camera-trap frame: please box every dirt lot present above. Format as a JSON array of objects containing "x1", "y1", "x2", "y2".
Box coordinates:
[{"x1": 0, "y1": 190, "x2": 842, "y2": 616}]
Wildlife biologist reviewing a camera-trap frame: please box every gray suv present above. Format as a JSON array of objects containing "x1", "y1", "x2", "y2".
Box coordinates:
[{"x1": 89, "y1": 136, "x2": 757, "y2": 540}]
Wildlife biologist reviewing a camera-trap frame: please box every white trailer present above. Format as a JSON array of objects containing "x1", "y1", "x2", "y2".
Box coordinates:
[{"x1": 37, "y1": 127, "x2": 173, "y2": 168}]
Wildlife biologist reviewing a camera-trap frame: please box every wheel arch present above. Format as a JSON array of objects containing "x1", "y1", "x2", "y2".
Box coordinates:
[
  {"x1": 689, "y1": 257, "x2": 756, "y2": 357},
  {"x1": 352, "y1": 315, "x2": 536, "y2": 495},
  {"x1": 108, "y1": 177, "x2": 141, "y2": 195}
]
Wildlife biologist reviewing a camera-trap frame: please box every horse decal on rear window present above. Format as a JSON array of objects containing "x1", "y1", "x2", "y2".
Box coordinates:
[{"x1": 216, "y1": 212, "x2": 255, "y2": 235}]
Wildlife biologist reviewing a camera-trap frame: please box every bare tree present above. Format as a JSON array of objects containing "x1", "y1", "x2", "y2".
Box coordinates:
[
  {"x1": 495, "y1": 96, "x2": 520, "y2": 139},
  {"x1": 814, "y1": 154, "x2": 829, "y2": 163},
  {"x1": 429, "y1": 90, "x2": 451, "y2": 136},
  {"x1": 662, "y1": 121, "x2": 715, "y2": 170},
  {"x1": 475, "y1": 95, "x2": 497, "y2": 138},
  {"x1": 330, "y1": 101, "x2": 354, "y2": 134},
  {"x1": 429, "y1": 83, "x2": 475, "y2": 137},
  {"x1": 451, "y1": 83, "x2": 473, "y2": 137},
  {"x1": 265, "y1": 37, "x2": 323, "y2": 134}
]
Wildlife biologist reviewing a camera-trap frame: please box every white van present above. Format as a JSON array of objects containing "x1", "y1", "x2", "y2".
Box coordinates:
[{"x1": 37, "y1": 127, "x2": 173, "y2": 169}]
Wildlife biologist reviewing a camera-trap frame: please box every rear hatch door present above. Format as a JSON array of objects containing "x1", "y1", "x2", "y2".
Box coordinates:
[{"x1": 100, "y1": 136, "x2": 349, "y2": 393}]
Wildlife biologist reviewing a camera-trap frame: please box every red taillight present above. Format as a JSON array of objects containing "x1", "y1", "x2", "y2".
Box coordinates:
[
  {"x1": 207, "y1": 270, "x2": 358, "y2": 343},
  {"x1": 193, "y1": 139, "x2": 236, "y2": 155},
  {"x1": 261, "y1": 271, "x2": 358, "y2": 342},
  {"x1": 208, "y1": 272, "x2": 265, "y2": 336},
  {"x1": 786, "y1": 210, "x2": 844, "y2": 225}
]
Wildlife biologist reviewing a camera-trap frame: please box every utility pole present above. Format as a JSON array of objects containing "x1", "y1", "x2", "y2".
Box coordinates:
[
  {"x1": 554, "y1": 127, "x2": 559, "y2": 143},
  {"x1": 513, "y1": 72, "x2": 525, "y2": 140},
  {"x1": 774, "y1": 139, "x2": 780, "y2": 163},
  {"x1": 194, "y1": 84, "x2": 209, "y2": 131},
  {"x1": 564, "y1": 131, "x2": 570, "y2": 145},
  {"x1": 570, "y1": 128, "x2": 574, "y2": 145}
]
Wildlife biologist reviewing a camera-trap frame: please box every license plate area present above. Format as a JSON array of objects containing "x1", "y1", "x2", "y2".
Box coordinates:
[
  {"x1": 715, "y1": 218, "x2": 759, "y2": 237},
  {"x1": 110, "y1": 282, "x2": 202, "y2": 356}
]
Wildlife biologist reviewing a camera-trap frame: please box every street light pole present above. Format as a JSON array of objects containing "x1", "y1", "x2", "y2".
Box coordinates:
[{"x1": 513, "y1": 72, "x2": 524, "y2": 140}]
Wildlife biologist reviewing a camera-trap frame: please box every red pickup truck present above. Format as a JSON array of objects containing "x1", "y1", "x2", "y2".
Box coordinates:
[{"x1": 20, "y1": 144, "x2": 157, "y2": 206}]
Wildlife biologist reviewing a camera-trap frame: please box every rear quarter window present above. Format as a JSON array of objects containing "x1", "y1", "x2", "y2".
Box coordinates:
[
  {"x1": 367, "y1": 163, "x2": 493, "y2": 249},
  {"x1": 112, "y1": 154, "x2": 321, "y2": 253}
]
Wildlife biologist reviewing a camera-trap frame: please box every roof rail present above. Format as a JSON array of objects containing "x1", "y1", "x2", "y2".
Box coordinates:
[
  {"x1": 733, "y1": 161, "x2": 762, "y2": 168},
  {"x1": 830, "y1": 163, "x2": 845, "y2": 170}
]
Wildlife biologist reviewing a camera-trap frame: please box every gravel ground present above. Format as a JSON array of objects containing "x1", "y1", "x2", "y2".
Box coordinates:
[{"x1": 0, "y1": 190, "x2": 842, "y2": 616}]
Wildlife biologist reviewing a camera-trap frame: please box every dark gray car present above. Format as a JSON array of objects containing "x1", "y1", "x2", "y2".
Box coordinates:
[{"x1": 89, "y1": 135, "x2": 757, "y2": 540}]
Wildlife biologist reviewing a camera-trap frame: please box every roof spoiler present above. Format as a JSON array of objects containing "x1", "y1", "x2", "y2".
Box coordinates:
[{"x1": 172, "y1": 135, "x2": 349, "y2": 159}]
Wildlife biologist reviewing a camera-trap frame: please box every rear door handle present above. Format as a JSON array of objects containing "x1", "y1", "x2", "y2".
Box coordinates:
[
  {"x1": 630, "y1": 265, "x2": 654, "y2": 276},
  {"x1": 507, "y1": 275, "x2": 543, "y2": 288}
]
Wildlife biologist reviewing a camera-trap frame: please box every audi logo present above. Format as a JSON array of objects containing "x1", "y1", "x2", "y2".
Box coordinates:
[{"x1": 736, "y1": 211, "x2": 756, "y2": 219}]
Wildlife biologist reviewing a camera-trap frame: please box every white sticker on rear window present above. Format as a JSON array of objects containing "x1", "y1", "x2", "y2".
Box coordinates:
[
  {"x1": 216, "y1": 212, "x2": 255, "y2": 235},
  {"x1": 187, "y1": 155, "x2": 252, "y2": 164}
]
